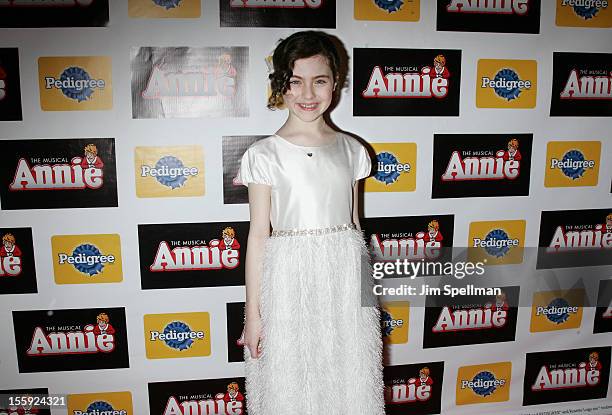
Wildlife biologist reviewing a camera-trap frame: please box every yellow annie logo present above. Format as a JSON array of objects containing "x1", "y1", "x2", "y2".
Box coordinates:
[
  {"x1": 477, "y1": 59, "x2": 537, "y2": 108},
  {"x1": 38, "y1": 56, "x2": 112, "y2": 111}
]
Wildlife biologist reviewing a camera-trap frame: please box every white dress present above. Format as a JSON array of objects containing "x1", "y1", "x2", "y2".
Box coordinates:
[{"x1": 237, "y1": 132, "x2": 385, "y2": 415}]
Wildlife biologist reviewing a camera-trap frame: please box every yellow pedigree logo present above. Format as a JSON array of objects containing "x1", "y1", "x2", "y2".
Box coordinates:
[
  {"x1": 468, "y1": 220, "x2": 526, "y2": 265},
  {"x1": 128, "y1": 0, "x2": 201, "y2": 18},
  {"x1": 67, "y1": 391, "x2": 133, "y2": 415},
  {"x1": 144, "y1": 312, "x2": 211, "y2": 359},
  {"x1": 456, "y1": 362, "x2": 512, "y2": 405},
  {"x1": 364, "y1": 143, "x2": 417, "y2": 192},
  {"x1": 545, "y1": 141, "x2": 601, "y2": 187},
  {"x1": 530, "y1": 289, "x2": 585, "y2": 332},
  {"x1": 355, "y1": 0, "x2": 420, "y2": 21},
  {"x1": 476, "y1": 59, "x2": 537, "y2": 109},
  {"x1": 135, "y1": 145, "x2": 205, "y2": 198},
  {"x1": 556, "y1": 0, "x2": 612, "y2": 27},
  {"x1": 381, "y1": 301, "x2": 409, "y2": 344},
  {"x1": 38, "y1": 56, "x2": 112, "y2": 111},
  {"x1": 52, "y1": 234, "x2": 122, "y2": 284}
]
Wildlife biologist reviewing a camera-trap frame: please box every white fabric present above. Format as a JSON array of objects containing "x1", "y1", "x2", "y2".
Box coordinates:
[{"x1": 237, "y1": 133, "x2": 372, "y2": 230}]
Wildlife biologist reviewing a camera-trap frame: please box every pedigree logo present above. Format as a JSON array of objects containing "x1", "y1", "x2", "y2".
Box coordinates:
[
  {"x1": 456, "y1": 362, "x2": 511, "y2": 405},
  {"x1": 544, "y1": 141, "x2": 601, "y2": 187},
  {"x1": 530, "y1": 289, "x2": 585, "y2": 332},
  {"x1": 381, "y1": 301, "x2": 409, "y2": 344},
  {"x1": 38, "y1": 56, "x2": 112, "y2": 111},
  {"x1": 51, "y1": 234, "x2": 122, "y2": 284},
  {"x1": 468, "y1": 220, "x2": 526, "y2": 265},
  {"x1": 476, "y1": 59, "x2": 537, "y2": 108},
  {"x1": 67, "y1": 391, "x2": 133, "y2": 415},
  {"x1": 355, "y1": 0, "x2": 420, "y2": 21},
  {"x1": 144, "y1": 312, "x2": 211, "y2": 359},
  {"x1": 556, "y1": 0, "x2": 612, "y2": 28},
  {"x1": 365, "y1": 143, "x2": 417, "y2": 192},
  {"x1": 128, "y1": 0, "x2": 201, "y2": 18}
]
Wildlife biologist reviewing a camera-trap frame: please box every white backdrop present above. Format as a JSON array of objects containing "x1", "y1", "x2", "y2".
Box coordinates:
[{"x1": 0, "y1": 1, "x2": 611, "y2": 414}]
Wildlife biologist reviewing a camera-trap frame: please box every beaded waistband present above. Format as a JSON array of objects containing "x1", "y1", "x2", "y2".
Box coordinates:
[{"x1": 270, "y1": 223, "x2": 355, "y2": 237}]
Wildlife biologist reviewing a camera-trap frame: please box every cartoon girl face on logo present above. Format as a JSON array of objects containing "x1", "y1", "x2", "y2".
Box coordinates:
[
  {"x1": 428, "y1": 221, "x2": 438, "y2": 239},
  {"x1": 433, "y1": 54, "x2": 449, "y2": 79},
  {"x1": 496, "y1": 292, "x2": 507, "y2": 308},
  {"x1": 508, "y1": 139, "x2": 519, "y2": 157},
  {"x1": 1, "y1": 233, "x2": 21, "y2": 257},
  {"x1": 221, "y1": 227, "x2": 240, "y2": 251},
  {"x1": 606, "y1": 213, "x2": 612, "y2": 231},
  {"x1": 217, "y1": 53, "x2": 237, "y2": 78},
  {"x1": 589, "y1": 351, "x2": 602, "y2": 371},
  {"x1": 419, "y1": 367, "x2": 433, "y2": 385}
]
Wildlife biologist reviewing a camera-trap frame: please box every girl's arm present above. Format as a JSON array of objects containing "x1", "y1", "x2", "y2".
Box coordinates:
[
  {"x1": 243, "y1": 182, "x2": 271, "y2": 358},
  {"x1": 352, "y1": 181, "x2": 362, "y2": 231}
]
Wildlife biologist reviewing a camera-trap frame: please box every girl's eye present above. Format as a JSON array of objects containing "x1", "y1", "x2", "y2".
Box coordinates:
[
  {"x1": 289, "y1": 80, "x2": 301, "y2": 85},
  {"x1": 315, "y1": 79, "x2": 328, "y2": 85}
]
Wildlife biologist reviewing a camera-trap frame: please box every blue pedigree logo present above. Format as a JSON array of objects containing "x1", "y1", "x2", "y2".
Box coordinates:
[
  {"x1": 57, "y1": 244, "x2": 115, "y2": 276},
  {"x1": 541, "y1": 298, "x2": 575, "y2": 324},
  {"x1": 140, "y1": 155, "x2": 199, "y2": 189},
  {"x1": 374, "y1": 0, "x2": 404, "y2": 13},
  {"x1": 472, "y1": 229, "x2": 519, "y2": 258},
  {"x1": 381, "y1": 309, "x2": 394, "y2": 336},
  {"x1": 44, "y1": 66, "x2": 106, "y2": 102},
  {"x1": 550, "y1": 149, "x2": 595, "y2": 180},
  {"x1": 481, "y1": 68, "x2": 532, "y2": 101},
  {"x1": 374, "y1": 152, "x2": 410, "y2": 185},
  {"x1": 466, "y1": 371, "x2": 504, "y2": 397},
  {"x1": 152, "y1": 0, "x2": 183, "y2": 9},
  {"x1": 484, "y1": 229, "x2": 511, "y2": 258},
  {"x1": 85, "y1": 401, "x2": 120, "y2": 414},
  {"x1": 570, "y1": 3, "x2": 603, "y2": 19},
  {"x1": 151, "y1": 321, "x2": 206, "y2": 351}
]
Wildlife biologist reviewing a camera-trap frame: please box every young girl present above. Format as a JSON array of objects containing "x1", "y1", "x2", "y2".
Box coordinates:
[{"x1": 236, "y1": 31, "x2": 384, "y2": 414}]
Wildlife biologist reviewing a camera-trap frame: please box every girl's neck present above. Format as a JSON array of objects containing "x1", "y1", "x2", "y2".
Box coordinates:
[{"x1": 276, "y1": 113, "x2": 334, "y2": 142}]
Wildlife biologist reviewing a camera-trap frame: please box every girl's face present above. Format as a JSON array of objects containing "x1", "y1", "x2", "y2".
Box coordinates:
[{"x1": 283, "y1": 54, "x2": 335, "y2": 123}]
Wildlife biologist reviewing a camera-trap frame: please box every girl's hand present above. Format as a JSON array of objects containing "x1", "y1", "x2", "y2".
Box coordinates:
[{"x1": 240, "y1": 314, "x2": 263, "y2": 359}]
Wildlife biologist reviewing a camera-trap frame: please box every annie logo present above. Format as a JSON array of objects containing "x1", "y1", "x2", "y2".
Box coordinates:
[
  {"x1": 446, "y1": 0, "x2": 529, "y2": 14},
  {"x1": 163, "y1": 382, "x2": 245, "y2": 415},
  {"x1": 370, "y1": 220, "x2": 444, "y2": 261},
  {"x1": 142, "y1": 54, "x2": 237, "y2": 99},
  {"x1": 362, "y1": 54, "x2": 451, "y2": 99},
  {"x1": 560, "y1": 68, "x2": 612, "y2": 100},
  {"x1": 532, "y1": 351, "x2": 602, "y2": 391},
  {"x1": 230, "y1": 0, "x2": 321, "y2": 7},
  {"x1": 432, "y1": 292, "x2": 509, "y2": 333},
  {"x1": 0, "y1": 232, "x2": 22, "y2": 277},
  {"x1": 10, "y1": 143, "x2": 104, "y2": 191},
  {"x1": 546, "y1": 213, "x2": 612, "y2": 252},
  {"x1": 26, "y1": 312, "x2": 116, "y2": 356},
  {"x1": 441, "y1": 138, "x2": 521, "y2": 181},
  {"x1": 150, "y1": 227, "x2": 241, "y2": 272},
  {"x1": 386, "y1": 367, "x2": 433, "y2": 403},
  {"x1": 0, "y1": 0, "x2": 94, "y2": 6}
]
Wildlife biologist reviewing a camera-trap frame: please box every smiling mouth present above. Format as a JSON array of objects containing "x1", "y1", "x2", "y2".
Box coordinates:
[{"x1": 297, "y1": 103, "x2": 319, "y2": 111}]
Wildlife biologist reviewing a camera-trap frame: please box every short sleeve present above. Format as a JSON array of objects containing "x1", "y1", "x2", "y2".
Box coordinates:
[
  {"x1": 354, "y1": 144, "x2": 372, "y2": 181},
  {"x1": 236, "y1": 145, "x2": 273, "y2": 187}
]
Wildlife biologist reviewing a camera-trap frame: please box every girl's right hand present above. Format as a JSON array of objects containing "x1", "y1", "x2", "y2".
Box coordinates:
[{"x1": 240, "y1": 314, "x2": 263, "y2": 359}]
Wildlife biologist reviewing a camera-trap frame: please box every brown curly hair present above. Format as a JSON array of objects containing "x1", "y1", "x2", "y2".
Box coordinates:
[{"x1": 267, "y1": 31, "x2": 340, "y2": 110}]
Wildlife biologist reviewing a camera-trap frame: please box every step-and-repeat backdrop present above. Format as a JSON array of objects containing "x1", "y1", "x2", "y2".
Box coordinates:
[{"x1": 0, "y1": 1, "x2": 611, "y2": 414}]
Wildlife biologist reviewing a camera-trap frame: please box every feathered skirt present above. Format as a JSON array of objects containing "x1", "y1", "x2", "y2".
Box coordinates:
[{"x1": 243, "y1": 224, "x2": 385, "y2": 415}]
